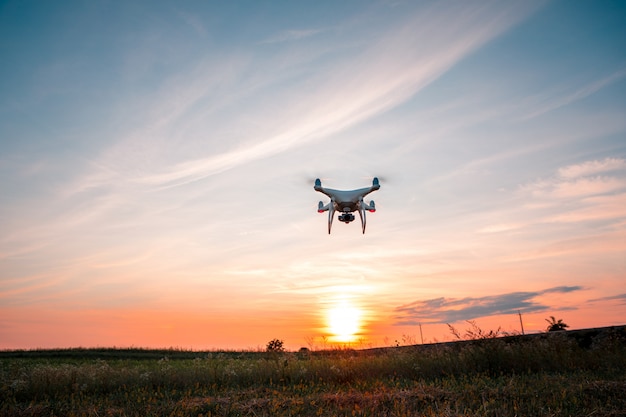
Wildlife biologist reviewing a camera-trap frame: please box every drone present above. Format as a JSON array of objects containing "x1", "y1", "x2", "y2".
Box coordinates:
[{"x1": 314, "y1": 177, "x2": 380, "y2": 234}]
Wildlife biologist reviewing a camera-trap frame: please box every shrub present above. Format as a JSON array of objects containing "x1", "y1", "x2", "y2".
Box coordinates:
[{"x1": 266, "y1": 339, "x2": 285, "y2": 353}]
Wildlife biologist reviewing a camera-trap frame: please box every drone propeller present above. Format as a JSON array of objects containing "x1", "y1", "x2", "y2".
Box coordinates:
[
  {"x1": 360, "y1": 175, "x2": 389, "y2": 184},
  {"x1": 303, "y1": 176, "x2": 334, "y2": 186}
]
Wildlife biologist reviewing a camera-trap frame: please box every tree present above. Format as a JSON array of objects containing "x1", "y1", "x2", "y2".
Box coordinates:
[
  {"x1": 545, "y1": 316, "x2": 569, "y2": 332},
  {"x1": 266, "y1": 339, "x2": 285, "y2": 353}
]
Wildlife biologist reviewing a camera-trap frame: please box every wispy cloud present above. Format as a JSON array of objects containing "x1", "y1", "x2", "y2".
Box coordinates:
[
  {"x1": 122, "y1": 2, "x2": 540, "y2": 188},
  {"x1": 520, "y1": 157, "x2": 626, "y2": 201},
  {"x1": 558, "y1": 157, "x2": 626, "y2": 179},
  {"x1": 260, "y1": 28, "x2": 326, "y2": 44},
  {"x1": 588, "y1": 293, "x2": 626, "y2": 304},
  {"x1": 177, "y1": 11, "x2": 208, "y2": 37},
  {"x1": 545, "y1": 194, "x2": 626, "y2": 224},
  {"x1": 517, "y1": 68, "x2": 626, "y2": 121},
  {"x1": 527, "y1": 176, "x2": 625, "y2": 199},
  {"x1": 394, "y1": 286, "x2": 583, "y2": 325},
  {"x1": 479, "y1": 157, "x2": 626, "y2": 236},
  {"x1": 477, "y1": 223, "x2": 525, "y2": 234}
]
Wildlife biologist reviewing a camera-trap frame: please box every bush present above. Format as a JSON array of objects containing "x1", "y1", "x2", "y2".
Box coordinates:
[{"x1": 266, "y1": 339, "x2": 285, "y2": 353}]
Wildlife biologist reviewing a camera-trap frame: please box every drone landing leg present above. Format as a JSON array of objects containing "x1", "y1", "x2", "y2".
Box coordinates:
[
  {"x1": 328, "y1": 204, "x2": 335, "y2": 234},
  {"x1": 358, "y1": 207, "x2": 366, "y2": 234}
]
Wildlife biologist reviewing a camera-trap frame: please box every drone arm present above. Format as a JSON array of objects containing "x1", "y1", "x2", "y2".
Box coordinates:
[
  {"x1": 360, "y1": 177, "x2": 381, "y2": 199},
  {"x1": 314, "y1": 178, "x2": 334, "y2": 199},
  {"x1": 315, "y1": 187, "x2": 334, "y2": 199},
  {"x1": 362, "y1": 200, "x2": 376, "y2": 212},
  {"x1": 317, "y1": 201, "x2": 330, "y2": 212}
]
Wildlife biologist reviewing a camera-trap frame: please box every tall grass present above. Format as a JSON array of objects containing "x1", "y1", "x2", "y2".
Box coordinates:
[{"x1": 1, "y1": 328, "x2": 625, "y2": 416}]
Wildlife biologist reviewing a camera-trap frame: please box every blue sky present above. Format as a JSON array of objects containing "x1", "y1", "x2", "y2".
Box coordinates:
[{"x1": 1, "y1": 0, "x2": 625, "y2": 350}]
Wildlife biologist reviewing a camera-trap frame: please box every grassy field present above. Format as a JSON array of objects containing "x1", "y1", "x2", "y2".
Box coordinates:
[{"x1": 1, "y1": 326, "x2": 625, "y2": 416}]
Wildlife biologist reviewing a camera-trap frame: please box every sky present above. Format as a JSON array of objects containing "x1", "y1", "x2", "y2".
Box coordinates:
[{"x1": 1, "y1": 0, "x2": 625, "y2": 351}]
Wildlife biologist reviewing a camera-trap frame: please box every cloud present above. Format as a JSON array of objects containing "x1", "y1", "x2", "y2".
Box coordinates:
[
  {"x1": 479, "y1": 157, "x2": 626, "y2": 236},
  {"x1": 177, "y1": 11, "x2": 208, "y2": 37},
  {"x1": 521, "y1": 157, "x2": 626, "y2": 199},
  {"x1": 549, "y1": 176, "x2": 624, "y2": 199},
  {"x1": 394, "y1": 286, "x2": 583, "y2": 325},
  {"x1": 588, "y1": 293, "x2": 626, "y2": 305},
  {"x1": 517, "y1": 68, "x2": 626, "y2": 121},
  {"x1": 260, "y1": 28, "x2": 326, "y2": 44},
  {"x1": 545, "y1": 194, "x2": 626, "y2": 224},
  {"x1": 558, "y1": 157, "x2": 626, "y2": 179},
  {"x1": 126, "y1": 1, "x2": 541, "y2": 188},
  {"x1": 478, "y1": 223, "x2": 525, "y2": 234}
]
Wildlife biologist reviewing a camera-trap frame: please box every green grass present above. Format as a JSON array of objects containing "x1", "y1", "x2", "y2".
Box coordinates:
[{"x1": 1, "y1": 327, "x2": 625, "y2": 416}]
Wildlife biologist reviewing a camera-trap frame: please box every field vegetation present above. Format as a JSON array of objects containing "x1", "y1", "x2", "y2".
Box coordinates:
[{"x1": 1, "y1": 326, "x2": 625, "y2": 416}]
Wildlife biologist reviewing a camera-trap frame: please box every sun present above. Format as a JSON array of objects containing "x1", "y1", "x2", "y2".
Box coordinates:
[{"x1": 327, "y1": 299, "x2": 362, "y2": 343}]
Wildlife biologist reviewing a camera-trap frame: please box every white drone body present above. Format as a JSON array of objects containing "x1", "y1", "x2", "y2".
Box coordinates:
[{"x1": 314, "y1": 177, "x2": 380, "y2": 234}]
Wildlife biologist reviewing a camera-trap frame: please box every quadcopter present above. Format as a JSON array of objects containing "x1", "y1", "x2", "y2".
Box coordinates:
[{"x1": 314, "y1": 177, "x2": 380, "y2": 234}]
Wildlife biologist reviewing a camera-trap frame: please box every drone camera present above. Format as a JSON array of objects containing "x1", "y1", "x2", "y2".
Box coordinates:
[{"x1": 338, "y1": 213, "x2": 355, "y2": 223}]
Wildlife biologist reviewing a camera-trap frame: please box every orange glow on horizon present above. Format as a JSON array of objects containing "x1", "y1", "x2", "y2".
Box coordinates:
[{"x1": 1, "y1": 300, "x2": 625, "y2": 351}]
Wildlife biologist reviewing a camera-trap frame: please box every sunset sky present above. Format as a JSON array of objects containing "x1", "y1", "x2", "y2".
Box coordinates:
[{"x1": 1, "y1": 1, "x2": 625, "y2": 351}]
